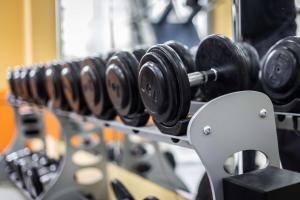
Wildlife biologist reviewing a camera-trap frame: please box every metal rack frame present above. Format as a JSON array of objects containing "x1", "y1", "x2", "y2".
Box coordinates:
[{"x1": 48, "y1": 91, "x2": 281, "y2": 200}]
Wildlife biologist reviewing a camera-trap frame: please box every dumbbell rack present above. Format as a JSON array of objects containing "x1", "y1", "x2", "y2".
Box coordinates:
[
  {"x1": 46, "y1": 90, "x2": 281, "y2": 200},
  {"x1": 41, "y1": 114, "x2": 108, "y2": 200},
  {"x1": 0, "y1": 103, "x2": 45, "y2": 183},
  {"x1": 7, "y1": 98, "x2": 108, "y2": 200}
]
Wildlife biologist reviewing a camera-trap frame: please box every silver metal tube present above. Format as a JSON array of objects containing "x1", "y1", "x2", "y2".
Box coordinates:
[
  {"x1": 189, "y1": 72, "x2": 205, "y2": 87},
  {"x1": 232, "y1": 0, "x2": 243, "y2": 42},
  {"x1": 188, "y1": 69, "x2": 218, "y2": 87}
]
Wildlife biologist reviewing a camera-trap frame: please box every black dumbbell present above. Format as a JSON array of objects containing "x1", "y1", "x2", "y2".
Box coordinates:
[
  {"x1": 80, "y1": 56, "x2": 117, "y2": 120},
  {"x1": 45, "y1": 62, "x2": 71, "y2": 111},
  {"x1": 5, "y1": 148, "x2": 32, "y2": 174},
  {"x1": 261, "y1": 36, "x2": 300, "y2": 109},
  {"x1": 29, "y1": 65, "x2": 49, "y2": 106},
  {"x1": 25, "y1": 153, "x2": 59, "y2": 198},
  {"x1": 7, "y1": 68, "x2": 18, "y2": 97},
  {"x1": 24, "y1": 153, "x2": 58, "y2": 198},
  {"x1": 20, "y1": 67, "x2": 35, "y2": 103},
  {"x1": 61, "y1": 61, "x2": 91, "y2": 115},
  {"x1": 13, "y1": 67, "x2": 25, "y2": 99},
  {"x1": 25, "y1": 166, "x2": 44, "y2": 198},
  {"x1": 138, "y1": 35, "x2": 259, "y2": 135},
  {"x1": 105, "y1": 49, "x2": 150, "y2": 126}
]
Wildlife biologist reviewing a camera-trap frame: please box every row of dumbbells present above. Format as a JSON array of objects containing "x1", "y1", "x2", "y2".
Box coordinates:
[
  {"x1": 7, "y1": 34, "x2": 300, "y2": 135},
  {"x1": 5, "y1": 148, "x2": 59, "y2": 199}
]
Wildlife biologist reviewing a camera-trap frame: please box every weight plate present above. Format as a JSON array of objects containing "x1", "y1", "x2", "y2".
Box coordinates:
[
  {"x1": 80, "y1": 57, "x2": 116, "y2": 119},
  {"x1": 61, "y1": 61, "x2": 90, "y2": 115},
  {"x1": 107, "y1": 52, "x2": 139, "y2": 115},
  {"x1": 139, "y1": 44, "x2": 191, "y2": 125},
  {"x1": 7, "y1": 68, "x2": 17, "y2": 97},
  {"x1": 165, "y1": 40, "x2": 199, "y2": 98},
  {"x1": 106, "y1": 51, "x2": 149, "y2": 126},
  {"x1": 45, "y1": 63, "x2": 71, "y2": 110},
  {"x1": 20, "y1": 67, "x2": 34, "y2": 102},
  {"x1": 13, "y1": 67, "x2": 23, "y2": 99},
  {"x1": 29, "y1": 65, "x2": 49, "y2": 106},
  {"x1": 237, "y1": 42, "x2": 260, "y2": 87},
  {"x1": 165, "y1": 41, "x2": 196, "y2": 73},
  {"x1": 132, "y1": 48, "x2": 147, "y2": 62},
  {"x1": 195, "y1": 34, "x2": 249, "y2": 101},
  {"x1": 261, "y1": 37, "x2": 300, "y2": 104}
]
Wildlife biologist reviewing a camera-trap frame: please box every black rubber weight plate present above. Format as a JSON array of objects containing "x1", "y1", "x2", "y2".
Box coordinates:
[
  {"x1": 261, "y1": 38, "x2": 300, "y2": 104},
  {"x1": 195, "y1": 34, "x2": 249, "y2": 101},
  {"x1": 237, "y1": 42, "x2": 260, "y2": 86},
  {"x1": 139, "y1": 44, "x2": 191, "y2": 125},
  {"x1": 165, "y1": 40, "x2": 196, "y2": 73}
]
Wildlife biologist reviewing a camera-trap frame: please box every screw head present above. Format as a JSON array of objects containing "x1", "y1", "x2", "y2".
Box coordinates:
[
  {"x1": 203, "y1": 126, "x2": 212, "y2": 135},
  {"x1": 259, "y1": 109, "x2": 267, "y2": 118}
]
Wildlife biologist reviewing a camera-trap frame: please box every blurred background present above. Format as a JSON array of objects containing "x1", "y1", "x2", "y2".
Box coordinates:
[
  {"x1": 3, "y1": 0, "x2": 299, "y2": 199},
  {"x1": 0, "y1": 1, "x2": 233, "y2": 199}
]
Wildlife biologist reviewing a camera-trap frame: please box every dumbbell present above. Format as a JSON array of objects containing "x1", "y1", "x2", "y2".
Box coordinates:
[
  {"x1": 7, "y1": 68, "x2": 18, "y2": 97},
  {"x1": 7, "y1": 150, "x2": 58, "y2": 197},
  {"x1": 6, "y1": 150, "x2": 35, "y2": 188},
  {"x1": 80, "y1": 56, "x2": 117, "y2": 119},
  {"x1": 261, "y1": 36, "x2": 300, "y2": 108},
  {"x1": 24, "y1": 153, "x2": 59, "y2": 198},
  {"x1": 138, "y1": 34, "x2": 260, "y2": 135},
  {"x1": 45, "y1": 62, "x2": 71, "y2": 111},
  {"x1": 105, "y1": 49, "x2": 150, "y2": 126},
  {"x1": 20, "y1": 67, "x2": 35, "y2": 103},
  {"x1": 5, "y1": 148, "x2": 32, "y2": 175},
  {"x1": 29, "y1": 65, "x2": 49, "y2": 106},
  {"x1": 61, "y1": 60, "x2": 91, "y2": 115},
  {"x1": 13, "y1": 67, "x2": 24, "y2": 99}
]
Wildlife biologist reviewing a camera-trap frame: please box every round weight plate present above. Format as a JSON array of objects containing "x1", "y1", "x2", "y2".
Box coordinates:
[
  {"x1": 45, "y1": 63, "x2": 71, "y2": 110},
  {"x1": 61, "y1": 62, "x2": 80, "y2": 111},
  {"x1": 261, "y1": 37, "x2": 300, "y2": 104},
  {"x1": 139, "y1": 44, "x2": 191, "y2": 125},
  {"x1": 195, "y1": 34, "x2": 249, "y2": 101},
  {"x1": 29, "y1": 66, "x2": 49, "y2": 105},
  {"x1": 14, "y1": 67, "x2": 24, "y2": 99},
  {"x1": 165, "y1": 41, "x2": 196, "y2": 73},
  {"x1": 20, "y1": 68, "x2": 34, "y2": 102},
  {"x1": 7, "y1": 68, "x2": 17, "y2": 97},
  {"x1": 165, "y1": 40, "x2": 199, "y2": 98},
  {"x1": 61, "y1": 61, "x2": 90, "y2": 115},
  {"x1": 106, "y1": 51, "x2": 139, "y2": 116},
  {"x1": 80, "y1": 57, "x2": 116, "y2": 119},
  {"x1": 132, "y1": 48, "x2": 147, "y2": 62},
  {"x1": 237, "y1": 42, "x2": 260, "y2": 87}
]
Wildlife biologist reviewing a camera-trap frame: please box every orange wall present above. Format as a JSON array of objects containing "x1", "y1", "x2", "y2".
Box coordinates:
[
  {"x1": 0, "y1": 0, "x2": 57, "y2": 151},
  {"x1": 0, "y1": 89, "x2": 16, "y2": 151},
  {"x1": 212, "y1": 0, "x2": 232, "y2": 37},
  {"x1": 0, "y1": 0, "x2": 25, "y2": 90}
]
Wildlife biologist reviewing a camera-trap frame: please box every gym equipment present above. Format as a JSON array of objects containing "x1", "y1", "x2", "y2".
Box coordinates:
[
  {"x1": 12, "y1": 67, "x2": 24, "y2": 100},
  {"x1": 105, "y1": 48, "x2": 149, "y2": 126},
  {"x1": 20, "y1": 67, "x2": 34, "y2": 103},
  {"x1": 223, "y1": 166, "x2": 300, "y2": 200},
  {"x1": 5, "y1": 149, "x2": 59, "y2": 199},
  {"x1": 138, "y1": 35, "x2": 259, "y2": 135},
  {"x1": 45, "y1": 62, "x2": 71, "y2": 111},
  {"x1": 29, "y1": 65, "x2": 49, "y2": 106},
  {"x1": 111, "y1": 179, "x2": 159, "y2": 200},
  {"x1": 261, "y1": 36, "x2": 300, "y2": 112},
  {"x1": 61, "y1": 61, "x2": 91, "y2": 115},
  {"x1": 7, "y1": 68, "x2": 18, "y2": 97},
  {"x1": 80, "y1": 56, "x2": 116, "y2": 120},
  {"x1": 120, "y1": 136, "x2": 187, "y2": 191}
]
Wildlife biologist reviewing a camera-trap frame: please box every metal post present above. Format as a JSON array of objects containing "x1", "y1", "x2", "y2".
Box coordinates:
[{"x1": 232, "y1": 0, "x2": 243, "y2": 42}]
